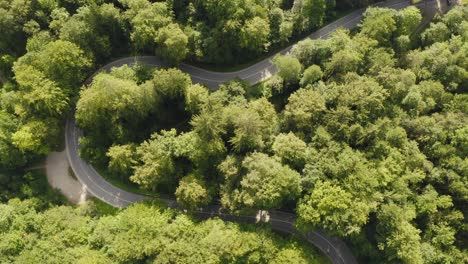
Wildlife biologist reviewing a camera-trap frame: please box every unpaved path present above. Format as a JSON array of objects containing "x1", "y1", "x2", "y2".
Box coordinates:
[{"x1": 46, "y1": 150, "x2": 90, "y2": 204}]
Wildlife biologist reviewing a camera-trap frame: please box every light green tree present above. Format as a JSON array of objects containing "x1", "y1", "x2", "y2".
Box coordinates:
[
  {"x1": 284, "y1": 88, "x2": 326, "y2": 131},
  {"x1": 185, "y1": 84, "x2": 209, "y2": 114},
  {"x1": 131, "y1": 129, "x2": 192, "y2": 190},
  {"x1": 175, "y1": 174, "x2": 211, "y2": 210},
  {"x1": 106, "y1": 144, "x2": 137, "y2": 178},
  {"x1": 297, "y1": 180, "x2": 371, "y2": 236},
  {"x1": 11, "y1": 120, "x2": 57, "y2": 155},
  {"x1": 240, "y1": 16, "x2": 270, "y2": 53},
  {"x1": 273, "y1": 55, "x2": 302, "y2": 84},
  {"x1": 149, "y1": 68, "x2": 191, "y2": 99},
  {"x1": 155, "y1": 23, "x2": 188, "y2": 65},
  {"x1": 359, "y1": 7, "x2": 397, "y2": 45},
  {"x1": 395, "y1": 6, "x2": 422, "y2": 36},
  {"x1": 272, "y1": 132, "x2": 308, "y2": 170},
  {"x1": 300, "y1": 64, "x2": 323, "y2": 86},
  {"x1": 237, "y1": 152, "x2": 302, "y2": 209}
]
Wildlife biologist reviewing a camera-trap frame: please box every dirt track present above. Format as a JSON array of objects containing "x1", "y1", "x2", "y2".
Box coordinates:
[{"x1": 46, "y1": 150, "x2": 90, "y2": 204}]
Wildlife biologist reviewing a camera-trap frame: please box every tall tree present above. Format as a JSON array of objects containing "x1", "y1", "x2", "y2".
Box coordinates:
[
  {"x1": 240, "y1": 16, "x2": 271, "y2": 53},
  {"x1": 272, "y1": 55, "x2": 302, "y2": 84},
  {"x1": 297, "y1": 180, "x2": 371, "y2": 236},
  {"x1": 11, "y1": 120, "x2": 58, "y2": 155},
  {"x1": 131, "y1": 129, "x2": 193, "y2": 190},
  {"x1": 155, "y1": 23, "x2": 188, "y2": 65},
  {"x1": 284, "y1": 88, "x2": 326, "y2": 132},
  {"x1": 359, "y1": 7, "x2": 397, "y2": 45},
  {"x1": 76, "y1": 72, "x2": 153, "y2": 144},
  {"x1": 175, "y1": 174, "x2": 211, "y2": 210},
  {"x1": 236, "y1": 152, "x2": 302, "y2": 209},
  {"x1": 106, "y1": 144, "x2": 137, "y2": 178}
]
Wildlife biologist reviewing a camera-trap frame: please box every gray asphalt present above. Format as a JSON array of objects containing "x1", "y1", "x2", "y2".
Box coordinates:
[{"x1": 66, "y1": 1, "x2": 437, "y2": 263}]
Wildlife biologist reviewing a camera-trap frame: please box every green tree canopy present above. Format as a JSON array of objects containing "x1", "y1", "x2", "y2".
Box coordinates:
[
  {"x1": 175, "y1": 174, "x2": 211, "y2": 210},
  {"x1": 237, "y1": 152, "x2": 302, "y2": 209},
  {"x1": 297, "y1": 180, "x2": 371, "y2": 236},
  {"x1": 273, "y1": 55, "x2": 302, "y2": 84}
]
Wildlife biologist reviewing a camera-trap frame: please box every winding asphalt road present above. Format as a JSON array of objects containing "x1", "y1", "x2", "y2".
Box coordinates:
[{"x1": 65, "y1": 1, "x2": 438, "y2": 263}]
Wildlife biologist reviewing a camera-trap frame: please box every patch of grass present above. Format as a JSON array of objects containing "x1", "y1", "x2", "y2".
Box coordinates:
[{"x1": 89, "y1": 197, "x2": 119, "y2": 215}]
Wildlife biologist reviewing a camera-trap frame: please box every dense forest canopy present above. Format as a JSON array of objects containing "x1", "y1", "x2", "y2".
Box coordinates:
[
  {"x1": 0, "y1": 0, "x2": 467, "y2": 263},
  {"x1": 0, "y1": 0, "x2": 381, "y2": 170},
  {"x1": 76, "y1": 6, "x2": 467, "y2": 263},
  {"x1": 0, "y1": 199, "x2": 328, "y2": 263},
  {"x1": 0, "y1": 0, "x2": 372, "y2": 69}
]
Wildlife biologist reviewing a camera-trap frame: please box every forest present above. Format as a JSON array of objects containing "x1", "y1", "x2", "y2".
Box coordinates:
[
  {"x1": 1, "y1": 0, "x2": 467, "y2": 263},
  {"x1": 0, "y1": 199, "x2": 329, "y2": 263}
]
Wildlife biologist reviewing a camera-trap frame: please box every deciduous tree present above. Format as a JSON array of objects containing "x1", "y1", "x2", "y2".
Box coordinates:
[
  {"x1": 273, "y1": 55, "x2": 302, "y2": 84},
  {"x1": 237, "y1": 152, "x2": 302, "y2": 209},
  {"x1": 175, "y1": 174, "x2": 211, "y2": 210},
  {"x1": 297, "y1": 180, "x2": 371, "y2": 236},
  {"x1": 284, "y1": 88, "x2": 326, "y2": 132}
]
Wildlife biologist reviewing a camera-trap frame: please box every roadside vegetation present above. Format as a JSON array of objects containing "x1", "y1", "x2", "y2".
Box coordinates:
[
  {"x1": 0, "y1": 0, "x2": 467, "y2": 263},
  {"x1": 0, "y1": 169, "x2": 66, "y2": 206},
  {"x1": 0, "y1": 200, "x2": 328, "y2": 263}
]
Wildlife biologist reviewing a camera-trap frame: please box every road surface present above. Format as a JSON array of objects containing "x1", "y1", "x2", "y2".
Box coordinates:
[{"x1": 66, "y1": 1, "x2": 437, "y2": 263}]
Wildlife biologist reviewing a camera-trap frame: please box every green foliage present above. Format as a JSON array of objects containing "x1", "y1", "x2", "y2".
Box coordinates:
[
  {"x1": 15, "y1": 40, "x2": 92, "y2": 93},
  {"x1": 421, "y1": 22, "x2": 450, "y2": 45},
  {"x1": 284, "y1": 88, "x2": 326, "y2": 132},
  {"x1": 376, "y1": 203, "x2": 423, "y2": 264},
  {"x1": 0, "y1": 170, "x2": 65, "y2": 206},
  {"x1": 76, "y1": 71, "x2": 153, "y2": 144},
  {"x1": 272, "y1": 132, "x2": 308, "y2": 170},
  {"x1": 106, "y1": 144, "x2": 137, "y2": 178},
  {"x1": 185, "y1": 84, "x2": 209, "y2": 114},
  {"x1": 0, "y1": 112, "x2": 25, "y2": 169},
  {"x1": 407, "y1": 38, "x2": 468, "y2": 91},
  {"x1": 149, "y1": 68, "x2": 191, "y2": 99},
  {"x1": 175, "y1": 174, "x2": 211, "y2": 210},
  {"x1": 297, "y1": 180, "x2": 371, "y2": 236},
  {"x1": 296, "y1": 0, "x2": 328, "y2": 30},
  {"x1": 226, "y1": 98, "x2": 279, "y2": 153},
  {"x1": 223, "y1": 152, "x2": 302, "y2": 209},
  {"x1": 131, "y1": 129, "x2": 194, "y2": 190},
  {"x1": 122, "y1": 0, "x2": 172, "y2": 50},
  {"x1": 155, "y1": 23, "x2": 188, "y2": 65},
  {"x1": 395, "y1": 6, "x2": 422, "y2": 35},
  {"x1": 0, "y1": 200, "x2": 327, "y2": 263},
  {"x1": 291, "y1": 38, "x2": 332, "y2": 67},
  {"x1": 13, "y1": 64, "x2": 69, "y2": 117},
  {"x1": 12, "y1": 120, "x2": 58, "y2": 155},
  {"x1": 300, "y1": 64, "x2": 323, "y2": 86},
  {"x1": 359, "y1": 8, "x2": 397, "y2": 45},
  {"x1": 1, "y1": 3, "x2": 467, "y2": 264},
  {"x1": 59, "y1": 3, "x2": 127, "y2": 63},
  {"x1": 240, "y1": 16, "x2": 271, "y2": 53},
  {"x1": 273, "y1": 55, "x2": 302, "y2": 83}
]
